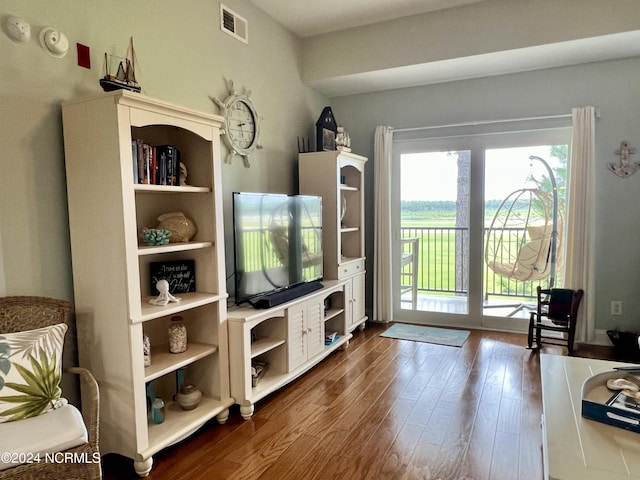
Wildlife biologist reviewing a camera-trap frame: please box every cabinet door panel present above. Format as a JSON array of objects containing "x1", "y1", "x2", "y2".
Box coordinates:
[
  {"x1": 306, "y1": 299, "x2": 324, "y2": 359},
  {"x1": 344, "y1": 280, "x2": 353, "y2": 327},
  {"x1": 352, "y1": 273, "x2": 365, "y2": 324},
  {"x1": 287, "y1": 303, "x2": 306, "y2": 371}
]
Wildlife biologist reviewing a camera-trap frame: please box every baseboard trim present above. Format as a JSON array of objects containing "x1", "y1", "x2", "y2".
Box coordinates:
[{"x1": 581, "y1": 329, "x2": 614, "y2": 347}]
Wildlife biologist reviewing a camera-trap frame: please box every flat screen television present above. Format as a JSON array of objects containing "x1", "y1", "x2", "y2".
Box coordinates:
[{"x1": 233, "y1": 192, "x2": 323, "y2": 308}]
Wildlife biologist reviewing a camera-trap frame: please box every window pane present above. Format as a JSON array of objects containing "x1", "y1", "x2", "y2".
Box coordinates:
[
  {"x1": 483, "y1": 145, "x2": 567, "y2": 318},
  {"x1": 400, "y1": 150, "x2": 470, "y2": 314}
]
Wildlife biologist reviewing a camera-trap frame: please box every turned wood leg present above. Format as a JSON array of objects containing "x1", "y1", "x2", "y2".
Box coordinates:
[
  {"x1": 358, "y1": 322, "x2": 366, "y2": 331},
  {"x1": 134, "y1": 457, "x2": 153, "y2": 477},
  {"x1": 216, "y1": 408, "x2": 230, "y2": 424},
  {"x1": 240, "y1": 403, "x2": 254, "y2": 420},
  {"x1": 339, "y1": 340, "x2": 350, "y2": 351}
]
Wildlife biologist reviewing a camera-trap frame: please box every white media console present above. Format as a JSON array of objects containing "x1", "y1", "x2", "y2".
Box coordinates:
[{"x1": 227, "y1": 279, "x2": 364, "y2": 419}]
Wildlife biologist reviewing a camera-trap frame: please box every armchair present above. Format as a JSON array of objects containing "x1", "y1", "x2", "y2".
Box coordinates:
[{"x1": 0, "y1": 296, "x2": 101, "y2": 480}]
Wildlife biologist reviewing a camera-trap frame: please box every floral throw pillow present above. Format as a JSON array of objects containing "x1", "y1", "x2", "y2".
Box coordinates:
[{"x1": 0, "y1": 323, "x2": 67, "y2": 423}]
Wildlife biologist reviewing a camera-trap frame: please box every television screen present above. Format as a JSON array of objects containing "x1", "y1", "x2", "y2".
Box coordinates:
[{"x1": 233, "y1": 192, "x2": 323, "y2": 305}]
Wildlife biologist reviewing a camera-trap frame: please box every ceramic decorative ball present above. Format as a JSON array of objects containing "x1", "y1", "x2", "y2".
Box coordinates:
[{"x1": 156, "y1": 212, "x2": 197, "y2": 243}]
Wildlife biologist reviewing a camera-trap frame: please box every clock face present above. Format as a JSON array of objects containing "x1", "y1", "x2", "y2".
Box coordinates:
[{"x1": 225, "y1": 96, "x2": 258, "y2": 155}]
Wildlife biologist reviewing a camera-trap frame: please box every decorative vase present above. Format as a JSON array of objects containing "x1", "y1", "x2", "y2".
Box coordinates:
[
  {"x1": 151, "y1": 398, "x2": 165, "y2": 424},
  {"x1": 143, "y1": 334, "x2": 151, "y2": 367},
  {"x1": 168, "y1": 316, "x2": 187, "y2": 353},
  {"x1": 156, "y1": 212, "x2": 197, "y2": 243},
  {"x1": 176, "y1": 384, "x2": 202, "y2": 411}
]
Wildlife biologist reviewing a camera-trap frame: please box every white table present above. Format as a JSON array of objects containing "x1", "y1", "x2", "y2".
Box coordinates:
[{"x1": 540, "y1": 354, "x2": 640, "y2": 479}]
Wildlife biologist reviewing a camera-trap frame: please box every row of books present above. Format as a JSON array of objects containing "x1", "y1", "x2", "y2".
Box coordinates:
[{"x1": 132, "y1": 139, "x2": 180, "y2": 186}]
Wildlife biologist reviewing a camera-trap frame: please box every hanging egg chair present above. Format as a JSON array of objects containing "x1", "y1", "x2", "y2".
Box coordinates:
[{"x1": 485, "y1": 156, "x2": 560, "y2": 287}]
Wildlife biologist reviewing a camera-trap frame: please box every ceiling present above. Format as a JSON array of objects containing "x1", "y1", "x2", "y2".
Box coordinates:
[{"x1": 250, "y1": 0, "x2": 485, "y2": 38}]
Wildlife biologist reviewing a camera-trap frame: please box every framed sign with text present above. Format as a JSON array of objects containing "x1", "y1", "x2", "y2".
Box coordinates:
[{"x1": 149, "y1": 260, "x2": 196, "y2": 295}]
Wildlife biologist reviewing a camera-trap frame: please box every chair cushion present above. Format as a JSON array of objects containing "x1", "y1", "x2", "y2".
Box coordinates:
[
  {"x1": 527, "y1": 225, "x2": 548, "y2": 241},
  {"x1": 0, "y1": 404, "x2": 88, "y2": 470},
  {"x1": 0, "y1": 324, "x2": 67, "y2": 422},
  {"x1": 548, "y1": 288, "x2": 574, "y2": 321}
]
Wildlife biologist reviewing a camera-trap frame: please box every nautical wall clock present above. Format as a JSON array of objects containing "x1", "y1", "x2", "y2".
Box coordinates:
[{"x1": 211, "y1": 79, "x2": 261, "y2": 167}]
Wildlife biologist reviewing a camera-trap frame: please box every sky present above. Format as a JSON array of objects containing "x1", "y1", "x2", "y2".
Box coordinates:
[{"x1": 400, "y1": 145, "x2": 563, "y2": 202}]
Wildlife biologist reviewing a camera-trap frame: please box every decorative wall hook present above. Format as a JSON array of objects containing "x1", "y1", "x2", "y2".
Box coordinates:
[{"x1": 608, "y1": 141, "x2": 638, "y2": 177}]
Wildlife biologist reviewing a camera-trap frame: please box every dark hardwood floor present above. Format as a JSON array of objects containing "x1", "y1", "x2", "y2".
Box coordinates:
[{"x1": 103, "y1": 322, "x2": 626, "y2": 480}]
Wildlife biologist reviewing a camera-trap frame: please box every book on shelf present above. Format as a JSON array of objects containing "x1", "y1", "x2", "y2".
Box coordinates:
[
  {"x1": 132, "y1": 139, "x2": 180, "y2": 186},
  {"x1": 136, "y1": 139, "x2": 144, "y2": 184},
  {"x1": 325, "y1": 331, "x2": 338, "y2": 345},
  {"x1": 156, "y1": 145, "x2": 179, "y2": 186},
  {"x1": 142, "y1": 143, "x2": 152, "y2": 184},
  {"x1": 131, "y1": 140, "x2": 138, "y2": 184}
]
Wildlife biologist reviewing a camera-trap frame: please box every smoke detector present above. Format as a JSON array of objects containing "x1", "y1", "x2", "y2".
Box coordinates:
[{"x1": 4, "y1": 15, "x2": 31, "y2": 43}]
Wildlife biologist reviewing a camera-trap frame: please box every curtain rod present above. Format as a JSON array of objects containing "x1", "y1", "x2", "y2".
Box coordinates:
[{"x1": 391, "y1": 109, "x2": 600, "y2": 133}]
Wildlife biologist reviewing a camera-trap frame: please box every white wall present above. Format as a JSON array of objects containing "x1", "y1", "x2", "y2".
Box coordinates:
[
  {"x1": 332, "y1": 56, "x2": 640, "y2": 337},
  {"x1": 0, "y1": 0, "x2": 327, "y2": 300}
]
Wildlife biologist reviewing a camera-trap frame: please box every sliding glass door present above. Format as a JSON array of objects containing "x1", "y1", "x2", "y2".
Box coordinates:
[{"x1": 392, "y1": 127, "x2": 571, "y2": 331}]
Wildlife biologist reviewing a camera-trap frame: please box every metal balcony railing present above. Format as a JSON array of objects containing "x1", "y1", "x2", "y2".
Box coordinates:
[
  {"x1": 239, "y1": 225, "x2": 548, "y2": 302},
  {"x1": 401, "y1": 226, "x2": 551, "y2": 301}
]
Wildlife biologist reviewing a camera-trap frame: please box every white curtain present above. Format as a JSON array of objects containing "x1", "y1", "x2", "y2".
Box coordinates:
[
  {"x1": 373, "y1": 126, "x2": 393, "y2": 322},
  {"x1": 565, "y1": 106, "x2": 596, "y2": 343}
]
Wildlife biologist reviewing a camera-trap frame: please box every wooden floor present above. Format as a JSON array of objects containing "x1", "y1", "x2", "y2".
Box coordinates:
[{"x1": 103, "y1": 322, "x2": 623, "y2": 480}]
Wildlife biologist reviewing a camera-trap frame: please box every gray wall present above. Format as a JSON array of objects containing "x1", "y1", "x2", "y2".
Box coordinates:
[
  {"x1": 0, "y1": 0, "x2": 327, "y2": 403},
  {"x1": 0, "y1": 0, "x2": 327, "y2": 301},
  {"x1": 1, "y1": 0, "x2": 639, "y2": 353},
  {"x1": 332, "y1": 57, "x2": 640, "y2": 339}
]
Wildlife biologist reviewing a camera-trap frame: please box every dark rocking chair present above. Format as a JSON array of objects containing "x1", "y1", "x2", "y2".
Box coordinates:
[{"x1": 527, "y1": 286, "x2": 584, "y2": 354}]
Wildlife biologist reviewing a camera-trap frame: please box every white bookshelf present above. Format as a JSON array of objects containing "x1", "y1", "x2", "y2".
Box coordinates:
[{"x1": 62, "y1": 91, "x2": 233, "y2": 477}]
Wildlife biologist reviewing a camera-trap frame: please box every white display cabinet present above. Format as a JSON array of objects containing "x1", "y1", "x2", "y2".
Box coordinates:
[{"x1": 299, "y1": 150, "x2": 368, "y2": 332}]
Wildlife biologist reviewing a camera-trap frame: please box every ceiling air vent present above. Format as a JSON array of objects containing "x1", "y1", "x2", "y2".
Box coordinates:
[{"x1": 220, "y1": 4, "x2": 248, "y2": 44}]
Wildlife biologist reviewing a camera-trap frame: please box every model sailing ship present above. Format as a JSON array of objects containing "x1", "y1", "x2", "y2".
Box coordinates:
[
  {"x1": 335, "y1": 125, "x2": 351, "y2": 152},
  {"x1": 100, "y1": 37, "x2": 141, "y2": 93}
]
